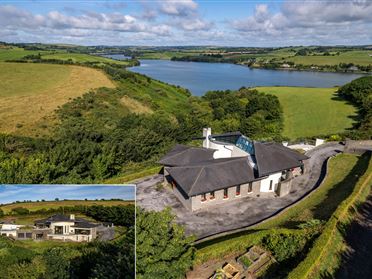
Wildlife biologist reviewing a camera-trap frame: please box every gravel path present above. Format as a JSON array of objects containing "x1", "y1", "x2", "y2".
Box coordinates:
[{"x1": 136, "y1": 143, "x2": 344, "y2": 239}]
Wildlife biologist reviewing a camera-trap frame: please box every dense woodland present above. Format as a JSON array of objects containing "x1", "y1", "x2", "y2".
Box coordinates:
[
  {"x1": 337, "y1": 76, "x2": 372, "y2": 139},
  {"x1": 0, "y1": 204, "x2": 135, "y2": 279}
]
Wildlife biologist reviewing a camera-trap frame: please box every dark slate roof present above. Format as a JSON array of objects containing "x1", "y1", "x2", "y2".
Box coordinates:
[
  {"x1": 254, "y1": 142, "x2": 308, "y2": 177},
  {"x1": 167, "y1": 157, "x2": 256, "y2": 196},
  {"x1": 158, "y1": 144, "x2": 215, "y2": 166},
  {"x1": 35, "y1": 214, "x2": 89, "y2": 225}
]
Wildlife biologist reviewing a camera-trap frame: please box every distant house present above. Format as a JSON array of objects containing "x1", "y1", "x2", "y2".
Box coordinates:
[
  {"x1": 34, "y1": 214, "x2": 100, "y2": 242},
  {"x1": 1, "y1": 214, "x2": 101, "y2": 242},
  {"x1": 160, "y1": 128, "x2": 308, "y2": 211},
  {"x1": 0, "y1": 223, "x2": 24, "y2": 238}
]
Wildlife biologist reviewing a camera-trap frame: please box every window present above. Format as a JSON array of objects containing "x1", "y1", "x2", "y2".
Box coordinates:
[
  {"x1": 210, "y1": 191, "x2": 215, "y2": 200},
  {"x1": 201, "y1": 193, "x2": 207, "y2": 202},
  {"x1": 223, "y1": 188, "x2": 228, "y2": 199},
  {"x1": 236, "y1": 185, "x2": 241, "y2": 196},
  {"x1": 248, "y1": 182, "x2": 253, "y2": 193},
  {"x1": 269, "y1": 180, "x2": 273, "y2": 191}
]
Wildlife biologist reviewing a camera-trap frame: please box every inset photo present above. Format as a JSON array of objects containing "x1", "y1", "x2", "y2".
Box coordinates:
[{"x1": 0, "y1": 184, "x2": 135, "y2": 279}]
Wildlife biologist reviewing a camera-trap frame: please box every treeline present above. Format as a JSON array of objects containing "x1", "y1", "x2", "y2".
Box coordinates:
[
  {"x1": 338, "y1": 76, "x2": 372, "y2": 139},
  {"x1": 6, "y1": 55, "x2": 140, "y2": 67},
  {"x1": 202, "y1": 88, "x2": 284, "y2": 140},
  {"x1": 1, "y1": 204, "x2": 135, "y2": 227},
  {"x1": 0, "y1": 229, "x2": 134, "y2": 279}
]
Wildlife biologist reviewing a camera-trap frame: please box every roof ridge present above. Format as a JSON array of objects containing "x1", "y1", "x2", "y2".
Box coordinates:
[
  {"x1": 168, "y1": 156, "x2": 248, "y2": 169},
  {"x1": 188, "y1": 166, "x2": 205, "y2": 195}
]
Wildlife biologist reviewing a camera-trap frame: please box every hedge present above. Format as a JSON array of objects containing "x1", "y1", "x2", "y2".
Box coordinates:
[{"x1": 288, "y1": 152, "x2": 372, "y2": 279}]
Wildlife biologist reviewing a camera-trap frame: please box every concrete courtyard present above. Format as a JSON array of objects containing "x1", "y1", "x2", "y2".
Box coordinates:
[{"x1": 136, "y1": 143, "x2": 344, "y2": 239}]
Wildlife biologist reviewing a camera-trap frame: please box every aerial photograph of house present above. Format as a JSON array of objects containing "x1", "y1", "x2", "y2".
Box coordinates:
[{"x1": 0, "y1": 184, "x2": 135, "y2": 277}]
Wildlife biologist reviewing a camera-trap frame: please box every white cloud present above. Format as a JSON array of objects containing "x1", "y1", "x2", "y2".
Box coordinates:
[
  {"x1": 160, "y1": 0, "x2": 198, "y2": 16},
  {"x1": 230, "y1": 0, "x2": 372, "y2": 45}
]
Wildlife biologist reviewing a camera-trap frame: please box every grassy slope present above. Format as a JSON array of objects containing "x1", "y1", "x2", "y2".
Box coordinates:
[
  {"x1": 0, "y1": 62, "x2": 114, "y2": 136},
  {"x1": 194, "y1": 153, "x2": 368, "y2": 265},
  {"x1": 256, "y1": 86, "x2": 357, "y2": 139},
  {"x1": 1, "y1": 199, "x2": 132, "y2": 214}
]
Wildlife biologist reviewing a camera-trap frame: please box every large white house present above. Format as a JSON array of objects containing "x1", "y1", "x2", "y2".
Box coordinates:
[
  {"x1": 0, "y1": 214, "x2": 102, "y2": 242},
  {"x1": 160, "y1": 128, "x2": 308, "y2": 211}
]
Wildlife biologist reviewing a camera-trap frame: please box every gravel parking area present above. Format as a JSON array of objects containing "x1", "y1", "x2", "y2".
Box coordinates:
[{"x1": 136, "y1": 143, "x2": 344, "y2": 239}]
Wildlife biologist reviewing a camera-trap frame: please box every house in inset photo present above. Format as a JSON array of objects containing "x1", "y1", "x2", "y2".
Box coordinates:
[{"x1": 160, "y1": 128, "x2": 309, "y2": 211}]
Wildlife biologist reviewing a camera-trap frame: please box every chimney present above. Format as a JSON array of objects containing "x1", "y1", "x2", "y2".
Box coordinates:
[
  {"x1": 203, "y1": 128, "x2": 211, "y2": 148},
  {"x1": 70, "y1": 214, "x2": 75, "y2": 220}
]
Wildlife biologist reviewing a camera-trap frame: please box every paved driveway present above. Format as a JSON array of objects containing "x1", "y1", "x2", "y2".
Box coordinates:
[{"x1": 136, "y1": 143, "x2": 344, "y2": 239}]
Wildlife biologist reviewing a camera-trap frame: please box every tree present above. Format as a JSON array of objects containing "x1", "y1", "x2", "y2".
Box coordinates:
[{"x1": 136, "y1": 208, "x2": 195, "y2": 279}]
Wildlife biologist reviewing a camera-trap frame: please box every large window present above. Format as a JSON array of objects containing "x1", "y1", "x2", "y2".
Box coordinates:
[
  {"x1": 248, "y1": 182, "x2": 253, "y2": 193},
  {"x1": 236, "y1": 185, "x2": 241, "y2": 196},
  {"x1": 269, "y1": 180, "x2": 273, "y2": 191},
  {"x1": 54, "y1": 226, "x2": 63, "y2": 235},
  {"x1": 223, "y1": 188, "x2": 228, "y2": 199}
]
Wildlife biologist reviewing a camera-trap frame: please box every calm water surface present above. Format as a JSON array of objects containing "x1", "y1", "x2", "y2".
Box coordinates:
[{"x1": 129, "y1": 59, "x2": 365, "y2": 96}]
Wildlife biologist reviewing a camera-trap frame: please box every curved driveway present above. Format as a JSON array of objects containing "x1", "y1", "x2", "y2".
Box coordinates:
[{"x1": 136, "y1": 143, "x2": 344, "y2": 240}]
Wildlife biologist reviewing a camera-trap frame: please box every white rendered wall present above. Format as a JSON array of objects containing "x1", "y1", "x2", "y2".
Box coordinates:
[{"x1": 260, "y1": 172, "x2": 282, "y2": 192}]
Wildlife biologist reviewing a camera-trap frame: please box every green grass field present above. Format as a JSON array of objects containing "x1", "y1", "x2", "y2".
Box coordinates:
[
  {"x1": 1, "y1": 199, "x2": 133, "y2": 214},
  {"x1": 0, "y1": 62, "x2": 114, "y2": 136},
  {"x1": 42, "y1": 52, "x2": 130, "y2": 65},
  {"x1": 285, "y1": 50, "x2": 372, "y2": 66},
  {"x1": 256, "y1": 86, "x2": 358, "y2": 139},
  {"x1": 0, "y1": 47, "x2": 50, "y2": 61}
]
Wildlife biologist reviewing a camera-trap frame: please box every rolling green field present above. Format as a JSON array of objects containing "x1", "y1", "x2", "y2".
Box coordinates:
[
  {"x1": 1, "y1": 199, "x2": 133, "y2": 214},
  {"x1": 42, "y1": 52, "x2": 130, "y2": 65},
  {"x1": 285, "y1": 50, "x2": 372, "y2": 66},
  {"x1": 0, "y1": 62, "x2": 114, "y2": 136},
  {"x1": 0, "y1": 47, "x2": 50, "y2": 61},
  {"x1": 256, "y1": 86, "x2": 358, "y2": 139}
]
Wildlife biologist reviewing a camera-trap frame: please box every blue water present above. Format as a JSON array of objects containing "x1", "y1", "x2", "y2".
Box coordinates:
[
  {"x1": 129, "y1": 59, "x2": 365, "y2": 96},
  {"x1": 0, "y1": 185, "x2": 135, "y2": 204}
]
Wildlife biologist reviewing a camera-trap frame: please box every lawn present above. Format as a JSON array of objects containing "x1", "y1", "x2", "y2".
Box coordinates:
[
  {"x1": 194, "y1": 153, "x2": 370, "y2": 265},
  {"x1": 256, "y1": 86, "x2": 358, "y2": 139},
  {"x1": 1, "y1": 199, "x2": 133, "y2": 214},
  {"x1": 0, "y1": 62, "x2": 114, "y2": 136}
]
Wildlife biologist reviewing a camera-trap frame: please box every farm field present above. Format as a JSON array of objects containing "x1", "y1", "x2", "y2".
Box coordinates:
[
  {"x1": 0, "y1": 62, "x2": 115, "y2": 136},
  {"x1": 256, "y1": 86, "x2": 358, "y2": 139},
  {"x1": 0, "y1": 47, "x2": 50, "y2": 61},
  {"x1": 41, "y1": 52, "x2": 130, "y2": 65},
  {"x1": 0, "y1": 199, "x2": 133, "y2": 214},
  {"x1": 285, "y1": 50, "x2": 372, "y2": 66}
]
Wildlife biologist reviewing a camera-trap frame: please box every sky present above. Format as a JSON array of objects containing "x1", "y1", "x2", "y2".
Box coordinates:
[
  {"x1": 0, "y1": 185, "x2": 135, "y2": 204},
  {"x1": 0, "y1": 0, "x2": 372, "y2": 46}
]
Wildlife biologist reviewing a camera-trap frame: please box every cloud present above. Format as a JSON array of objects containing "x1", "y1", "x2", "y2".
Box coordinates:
[
  {"x1": 230, "y1": 0, "x2": 372, "y2": 45},
  {"x1": 160, "y1": 0, "x2": 198, "y2": 16}
]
